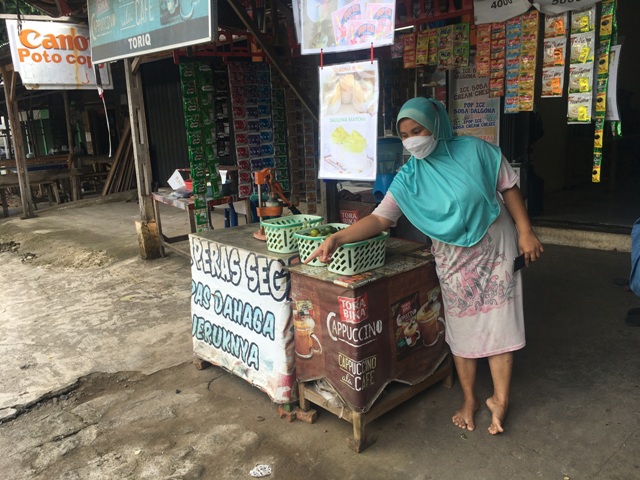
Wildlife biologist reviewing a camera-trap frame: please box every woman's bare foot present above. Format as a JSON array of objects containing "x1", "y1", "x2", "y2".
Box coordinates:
[
  {"x1": 486, "y1": 396, "x2": 508, "y2": 434},
  {"x1": 452, "y1": 399, "x2": 479, "y2": 431}
]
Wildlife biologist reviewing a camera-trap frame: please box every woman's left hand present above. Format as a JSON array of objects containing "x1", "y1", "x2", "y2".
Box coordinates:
[{"x1": 518, "y1": 230, "x2": 544, "y2": 265}]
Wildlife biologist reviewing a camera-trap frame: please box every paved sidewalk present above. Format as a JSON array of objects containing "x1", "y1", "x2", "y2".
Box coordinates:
[{"x1": 1, "y1": 200, "x2": 639, "y2": 479}]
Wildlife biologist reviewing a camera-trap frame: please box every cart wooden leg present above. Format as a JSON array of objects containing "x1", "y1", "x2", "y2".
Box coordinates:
[
  {"x1": 298, "y1": 382, "x2": 310, "y2": 412},
  {"x1": 346, "y1": 413, "x2": 375, "y2": 453}
]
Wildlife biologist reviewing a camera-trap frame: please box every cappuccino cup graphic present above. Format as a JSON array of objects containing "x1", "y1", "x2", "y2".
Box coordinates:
[
  {"x1": 403, "y1": 321, "x2": 420, "y2": 347},
  {"x1": 417, "y1": 301, "x2": 445, "y2": 347},
  {"x1": 294, "y1": 317, "x2": 322, "y2": 359}
]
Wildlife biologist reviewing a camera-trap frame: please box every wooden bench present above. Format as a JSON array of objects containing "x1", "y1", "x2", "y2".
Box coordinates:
[{"x1": 0, "y1": 169, "x2": 76, "y2": 217}]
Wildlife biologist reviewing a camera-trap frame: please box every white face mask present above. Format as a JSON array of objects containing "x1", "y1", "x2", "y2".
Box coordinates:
[{"x1": 402, "y1": 135, "x2": 438, "y2": 159}]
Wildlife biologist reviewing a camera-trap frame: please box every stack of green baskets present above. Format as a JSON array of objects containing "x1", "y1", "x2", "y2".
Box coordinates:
[
  {"x1": 294, "y1": 223, "x2": 348, "y2": 266},
  {"x1": 294, "y1": 224, "x2": 390, "y2": 275},
  {"x1": 261, "y1": 215, "x2": 324, "y2": 253}
]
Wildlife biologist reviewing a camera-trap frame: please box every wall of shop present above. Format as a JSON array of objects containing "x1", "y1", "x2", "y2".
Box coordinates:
[
  {"x1": 141, "y1": 58, "x2": 190, "y2": 187},
  {"x1": 532, "y1": 1, "x2": 640, "y2": 195}
]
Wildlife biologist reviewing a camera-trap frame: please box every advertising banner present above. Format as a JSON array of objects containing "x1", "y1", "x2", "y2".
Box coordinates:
[
  {"x1": 299, "y1": 0, "x2": 395, "y2": 55},
  {"x1": 291, "y1": 251, "x2": 448, "y2": 413},
  {"x1": 88, "y1": 0, "x2": 216, "y2": 64},
  {"x1": 5, "y1": 20, "x2": 112, "y2": 90},
  {"x1": 319, "y1": 60, "x2": 379, "y2": 181},
  {"x1": 190, "y1": 235, "x2": 296, "y2": 404},
  {"x1": 449, "y1": 55, "x2": 500, "y2": 146}
]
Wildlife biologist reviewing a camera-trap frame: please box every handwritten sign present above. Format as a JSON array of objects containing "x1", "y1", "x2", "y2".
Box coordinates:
[
  {"x1": 190, "y1": 235, "x2": 295, "y2": 403},
  {"x1": 449, "y1": 54, "x2": 500, "y2": 146}
]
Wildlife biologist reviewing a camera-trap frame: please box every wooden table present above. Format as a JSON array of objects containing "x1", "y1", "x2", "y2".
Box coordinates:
[{"x1": 152, "y1": 190, "x2": 252, "y2": 258}]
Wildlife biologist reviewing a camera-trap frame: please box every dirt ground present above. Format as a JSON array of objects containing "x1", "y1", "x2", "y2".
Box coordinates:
[{"x1": 1, "y1": 198, "x2": 640, "y2": 480}]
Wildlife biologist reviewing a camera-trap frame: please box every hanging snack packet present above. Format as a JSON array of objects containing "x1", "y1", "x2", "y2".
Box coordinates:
[
  {"x1": 543, "y1": 37, "x2": 566, "y2": 68},
  {"x1": 545, "y1": 13, "x2": 567, "y2": 38},
  {"x1": 416, "y1": 30, "x2": 429, "y2": 65},
  {"x1": 567, "y1": 93, "x2": 592, "y2": 123},
  {"x1": 600, "y1": 1, "x2": 615, "y2": 38},
  {"x1": 541, "y1": 67, "x2": 564, "y2": 98},
  {"x1": 570, "y1": 33, "x2": 595, "y2": 64},
  {"x1": 521, "y1": 10, "x2": 539, "y2": 34},
  {"x1": 571, "y1": 6, "x2": 595, "y2": 34},
  {"x1": 568, "y1": 64, "x2": 593, "y2": 94},
  {"x1": 595, "y1": 77, "x2": 608, "y2": 114}
]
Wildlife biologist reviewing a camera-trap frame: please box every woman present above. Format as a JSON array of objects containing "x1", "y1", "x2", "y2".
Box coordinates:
[{"x1": 306, "y1": 97, "x2": 543, "y2": 434}]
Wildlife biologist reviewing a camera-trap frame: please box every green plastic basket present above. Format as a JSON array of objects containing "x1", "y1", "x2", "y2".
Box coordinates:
[
  {"x1": 295, "y1": 225, "x2": 389, "y2": 275},
  {"x1": 261, "y1": 215, "x2": 324, "y2": 253},
  {"x1": 294, "y1": 223, "x2": 348, "y2": 266},
  {"x1": 329, "y1": 231, "x2": 389, "y2": 275}
]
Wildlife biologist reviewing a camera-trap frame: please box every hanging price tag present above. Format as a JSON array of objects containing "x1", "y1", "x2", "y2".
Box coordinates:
[
  {"x1": 532, "y1": 0, "x2": 600, "y2": 16},
  {"x1": 474, "y1": 0, "x2": 532, "y2": 25}
]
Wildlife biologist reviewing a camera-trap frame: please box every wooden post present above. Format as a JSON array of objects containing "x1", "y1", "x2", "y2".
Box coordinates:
[
  {"x1": 124, "y1": 58, "x2": 154, "y2": 222},
  {"x1": 63, "y1": 91, "x2": 75, "y2": 157},
  {"x1": 1, "y1": 65, "x2": 36, "y2": 218},
  {"x1": 124, "y1": 58, "x2": 160, "y2": 259}
]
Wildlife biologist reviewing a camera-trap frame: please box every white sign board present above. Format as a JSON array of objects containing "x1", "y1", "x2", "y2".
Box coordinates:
[
  {"x1": 319, "y1": 60, "x2": 379, "y2": 181},
  {"x1": 532, "y1": 0, "x2": 600, "y2": 15},
  {"x1": 473, "y1": 0, "x2": 532, "y2": 25},
  {"x1": 5, "y1": 20, "x2": 112, "y2": 90},
  {"x1": 190, "y1": 235, "x2": 296, "y2": 404},
  {"x1": 300, "y1": 0, "x2": 395, "y2": 55}
]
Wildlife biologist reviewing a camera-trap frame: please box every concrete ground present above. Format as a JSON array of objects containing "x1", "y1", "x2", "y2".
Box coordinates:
[{"x1": 1, "y1": 198, "x2": 639, "y2": 480}]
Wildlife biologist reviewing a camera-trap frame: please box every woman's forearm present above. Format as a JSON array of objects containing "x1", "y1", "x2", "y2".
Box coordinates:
[
  {"x1": 501, "y1": 186, "x2": 533, "y2": 234},
  {"x1": 501, "y1": 185, "x2": 544, "y2": 263},
  {"x1": 305, "y1": 213, "x2": 393, "y2": 264},
  {"x1": 332, "y1": 214, "x2": 393, "y2": 246}
]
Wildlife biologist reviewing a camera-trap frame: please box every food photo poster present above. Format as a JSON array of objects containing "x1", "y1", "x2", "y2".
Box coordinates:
[{"x1": 319, "y1": 60, "x2": 379, "y2": 181}]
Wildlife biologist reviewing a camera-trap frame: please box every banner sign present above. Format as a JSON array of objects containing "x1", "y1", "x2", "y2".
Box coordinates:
[
  {"x1": 449, "y1": 55, "x2": 500, "y2": 146},
  {"x1": 299, "y1": 0, "x2": 395, "y2": 55},
  {"x1": 6, "y1": 20, "x2": 112, "y2": 90},
  {"x1": 473, "y1": 0, "x2": 532, "y2": 25},
  {"x1": 319, "y1": 60, "x2": 379, "y2": 181},
  {"x1": 532, "y1": 0, "x2": 600, "y2": 15},
  {"x1": 87, "y1": 0, "x2": 216, "y2": 64},
  {"x1": 190, "y1": 235, "x2": 296, "y2": 404}
]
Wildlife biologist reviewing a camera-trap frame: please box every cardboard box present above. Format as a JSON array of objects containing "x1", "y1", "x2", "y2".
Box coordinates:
[
  {"x1": 339, "y1": 199, "x2": 376, "y2": 225},
  {"x1": 291, "y1": 253, "x2": 449, "y2": 413}
]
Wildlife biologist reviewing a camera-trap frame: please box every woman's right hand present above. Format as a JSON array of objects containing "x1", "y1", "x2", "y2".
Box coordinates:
[
  {"x1": 303, "y1": 214, "x2": 392, "y2": 265},
  {"x1": 304, "y1": 235, "x2": 340, "y2": 264}
]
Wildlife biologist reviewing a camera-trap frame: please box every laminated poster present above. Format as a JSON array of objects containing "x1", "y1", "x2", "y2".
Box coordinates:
[
  {"x1": 319, "y1": 60, "x2": 379, "y2": 181},
  {"x1": 299, "y1": 0, "x2": 395, "y2": 55},
  {"x1": 449, "y1": 54, "x2": 500, "y2": 146},
  {"x1": 606, "y1": 45, "x2": 620, "y2": 122}
]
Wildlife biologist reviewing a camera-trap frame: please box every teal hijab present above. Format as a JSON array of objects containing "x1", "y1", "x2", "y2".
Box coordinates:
[{"x1": 388, "y1": 98, "x2": 503, "y2": 247}]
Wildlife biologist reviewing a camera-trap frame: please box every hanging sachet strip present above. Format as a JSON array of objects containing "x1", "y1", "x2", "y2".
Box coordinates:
[{"x1": 592, "y1": 0, "x2": 617, "y2": 183}]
